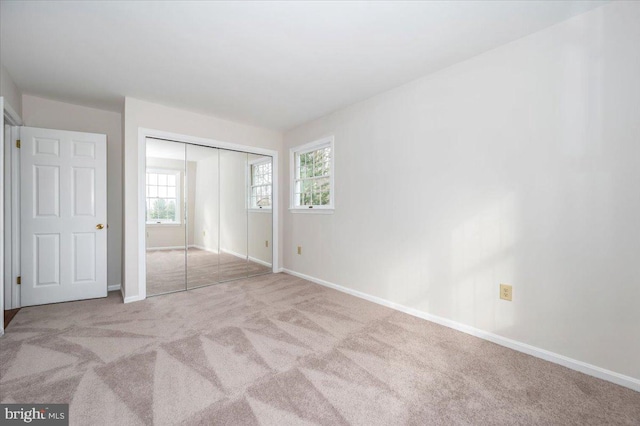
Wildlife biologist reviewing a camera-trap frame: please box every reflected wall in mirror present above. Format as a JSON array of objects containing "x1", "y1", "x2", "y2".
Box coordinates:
[
  {"x1": 219, "y1": 150, "x2": 249, "y2": 281},
  {"x1": 248, "y1": 154, "x2": 273, "y2": 276},
  {"x1": 187, "y1": 144, "x2": 220, "y2": 289},
  {"x1": 145, "y1": 138, "x2": 187, "y2": 296}
]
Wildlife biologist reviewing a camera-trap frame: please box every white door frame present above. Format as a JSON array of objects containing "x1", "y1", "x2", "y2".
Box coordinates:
[
  {"x1": 137, "y1": 128, "x2": 279, "y2": 301},
  {"x1": 3, "y1": 100, "x2": 23, "y2": 313}
]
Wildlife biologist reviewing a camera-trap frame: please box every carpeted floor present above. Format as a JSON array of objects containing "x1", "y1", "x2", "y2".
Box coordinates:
[
  {"x1": 146, "y1": 248, "x2": 271, "y2": 295},
  {"x1": 1, "y1": 273, "x2": 638, "y2": 425}
]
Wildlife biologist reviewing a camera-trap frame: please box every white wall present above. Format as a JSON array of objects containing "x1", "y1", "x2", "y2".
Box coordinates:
[
  {"x1": 191, "y1": 149, "x2": 273, "y2": 266},
  {"x1": 22, "y1": 95, "x2": 123, "y2": 290},
  {"x1": 123, "y1": 97, "x2": 282, "y2": 300},
  {"x1": 0, "y1": 66, "x2": 21, "y2": 117},
  {"x1": 283, "y1": 1, "x2": 640, "y2": 381},
  {"x1": 249, "y1": 211, "x2": 273, "y2": 265},
  {"x1": 192, "y1": 149, "x2": 220, "y2": 252},
  {"x1": 219, "y1": 150, "x2": 248, "y2": 257}
]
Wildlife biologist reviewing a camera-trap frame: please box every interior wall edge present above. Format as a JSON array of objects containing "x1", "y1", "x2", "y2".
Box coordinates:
[{"x1": 281, "y1": 268, "x2": 640, "y2": 393}]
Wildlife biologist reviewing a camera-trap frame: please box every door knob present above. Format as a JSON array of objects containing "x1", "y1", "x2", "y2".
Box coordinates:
[{"x1": 96, "y1": 224, "x2": 105, "y2": 230}]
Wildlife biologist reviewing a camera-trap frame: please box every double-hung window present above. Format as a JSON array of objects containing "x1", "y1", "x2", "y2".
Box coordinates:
[
  {"x1": 290, "y1": 136, "x2": 334, "y2": 211},
  {"x1": 146, "y1": 169, "x2": 181, "y2": 224},
  {"x1": 249, "y1": 159, "x2": 272, "y2": 210}
]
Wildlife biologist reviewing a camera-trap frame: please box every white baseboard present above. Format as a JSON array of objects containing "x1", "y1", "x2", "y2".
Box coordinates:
[
  {"x1": 282, "y1": 268, "x2": 640, "y2": 393},
  {"x1": 119, "y1": 284, "x2": 144, "y2": 303},
  {"x1": 146, "y1": 245, "x2": 188, "y2": 251},
  {"x1": 221, "y1": 248, "x2": 272, "y2": 267},
  {"x1": 248, "y1": 256, "x2": 271, "y2": 267},
  {"x1": 221, "y1": 248, "x2": 246, "y2": 259},
  {"x1": 123, "y1": 294, "x2": 145, "y2": 303},
  {"x1": 108, "y1": 283, "x2": 121, "y2": 292},
  {"x1": 193, "y1": 245, "x2": 219, "y2": 254}
]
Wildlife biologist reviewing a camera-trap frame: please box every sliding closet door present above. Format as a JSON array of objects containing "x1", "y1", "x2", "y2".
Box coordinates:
[
  {"x1": 145, "y1": 138, "x2": 187, "y2": 296},
  {"x1": 219, "y1": 149, "x2": 248, "y2": 281},
  {"x1": 247, "y1": 154, "x2": 273, "y2": 276},
  {"x1": 186, "y1": 144, "x2": 220, "y2": 288}
]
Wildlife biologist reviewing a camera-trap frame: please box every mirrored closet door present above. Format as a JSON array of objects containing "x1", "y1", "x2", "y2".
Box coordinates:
[
  {"x1": 248, "y1": 153, "x2": 273, "y2": 276},
  {"x1": 219, "y1": 150, "x2": 249, "y2": 281},
  {"x1": 145, "y1": 138, "x2": 273, "y2": 297},
  {"x1": 145, "y1": 138, "x2": 187, "y2": 296},
  {"x1": 186, "y1": 144, "x2": 220, "y2": 289}
]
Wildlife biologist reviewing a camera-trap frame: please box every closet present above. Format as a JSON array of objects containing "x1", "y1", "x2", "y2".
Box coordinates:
[{"x1": 144, "y1": 138, "x2": 273, "y2": 296}]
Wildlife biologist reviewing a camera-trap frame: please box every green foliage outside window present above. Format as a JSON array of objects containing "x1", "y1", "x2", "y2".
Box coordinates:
[
  {"x1": 148, "y1": 198, "x2": 177, "y2": 222},
  {"x1": 296, "y1": 147, "x2": 331, "y2": 206}
]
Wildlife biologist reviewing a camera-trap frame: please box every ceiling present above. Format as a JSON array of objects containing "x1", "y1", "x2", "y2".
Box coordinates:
[{"x1": 1, "y1": 1, "x2": 606, "y2": 130}]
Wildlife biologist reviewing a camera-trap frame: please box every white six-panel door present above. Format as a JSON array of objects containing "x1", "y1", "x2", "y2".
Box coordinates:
[{"x1": 20, "y1": 127, "x2": 107, "y2": 306}]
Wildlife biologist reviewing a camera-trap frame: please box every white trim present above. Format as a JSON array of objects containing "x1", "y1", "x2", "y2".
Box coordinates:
[
  {"x1": 3, "y1": 102, "x2": 22, "y2": 126},
  {"x1": 108, "y1": 283, "x2": 121, "y2": 292},
  {"x1": 124, "y1": 293, "x2": 145, "y2": 304},
  {"x1": 192, "y1": 245, "x2": 219, "y2": 254},
  {"x1": 248, "y1": 256, "x2": 271, "y2": 268},
  {"x1": 220, "y1": 248, "x2": 272, "y2": 268},
  {"x1": 221, "y1": 248, "x2": 246, "y2": 260},
  {"x1": 289, "y1": 135, "x2": 335, "y2": 210},
  {"x1": 137, "y1": 128, "x2": 279, "y2": 303},
  {"x1": 2, "y1": 97, "x2": 21, "y2": 314},
  {"x1": 212, "y1": 249, "x2": 272, "y2": 266},
  {"x1": 146, "y1": 245, "x2": 190, "y2": 251},
  {"x1": 0, "y1": 98, "x2": 3, "y2": 336},
  {"x1": 11, "y1": 126, "x2": 20, "y2": 308},
  {"x1": 282, "y1": 268, "x2": 640, "y2": 393},
  {"x1": 289, "y1": 208, "x2": 334, "y2": 215},
  {"x1": 3, "y1": 125, "x2": 20, "y2": 309}
]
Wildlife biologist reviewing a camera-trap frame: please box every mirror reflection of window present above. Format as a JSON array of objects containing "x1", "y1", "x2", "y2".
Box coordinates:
[
  {"x1": 145, "y1": 138, "x2": 187, "y2": 296},
  {"x1": 247, "y1": 155, "x2": 273, "y2": 277},
  {"x1": 249, "y1": 158, "x2": 272, "y2": 210},
  {"x1": 146, "y1": 169, "x2": 181, "y2": 224}
]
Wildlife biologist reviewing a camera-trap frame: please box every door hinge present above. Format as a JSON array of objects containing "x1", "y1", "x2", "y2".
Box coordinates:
[
  {"x1": 16, "y1": 139, "x2": 21, "y2": 148},
  {"x1": 17, "y1": 276, "x2": 21, "y2": 285}
]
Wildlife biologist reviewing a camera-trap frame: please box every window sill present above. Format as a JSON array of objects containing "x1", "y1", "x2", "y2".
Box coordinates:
[
  {"x1": 289, "y1": 208, "x2": 334, "y2": 215},
  {"x1": 248, "y1": 208, "x2": 272, "y2": 213},
  {"x1": 146, "y1": 222, "x2": 183, "y2": 227}
]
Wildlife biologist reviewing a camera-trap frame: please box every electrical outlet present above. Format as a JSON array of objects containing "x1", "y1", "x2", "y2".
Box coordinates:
[
  {"x1": 297, "y1": 246, "x2": 302, "y2": 255},
  {"x1": 500, "y1": 284, "x2": 512, "y2": 301},
  {"x1": 265, "y1": 240, "x2": 269, "y2": 248}
]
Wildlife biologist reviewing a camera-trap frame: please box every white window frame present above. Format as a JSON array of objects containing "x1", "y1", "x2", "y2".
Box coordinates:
[
  {"x1": 289, "y1": 135, "x2": 334, "y2": 213},
  {"x1": 248, "y1": 157, "x2": 273, "y2": 212},
  {"x1": 145, "y1": 168, "x2": 181, "y2": 225}
]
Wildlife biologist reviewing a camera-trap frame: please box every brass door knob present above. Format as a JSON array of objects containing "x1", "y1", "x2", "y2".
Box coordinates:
[{"x1": 96, "y1": 224, "x2": 105, "y2": 230}]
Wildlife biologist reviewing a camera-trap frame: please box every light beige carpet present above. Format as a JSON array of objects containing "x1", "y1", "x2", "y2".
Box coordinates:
[
  {"x1": 1, "y1": 273, "x2": 638, "y2": 425},
  {"x1": 146, "y1": 248, "x2": 271, "y2": 295}
]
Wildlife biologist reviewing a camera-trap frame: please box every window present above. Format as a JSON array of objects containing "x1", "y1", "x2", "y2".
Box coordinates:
[
  {"x1": 249, "y1": 159, "x2": 272, "y2": 209},
  {"x1": 146, "y1": 169, "x2": 181, "y2": 224},
  {"x1": 290, "y1": 136, "x2": 334, "y2": 211}
]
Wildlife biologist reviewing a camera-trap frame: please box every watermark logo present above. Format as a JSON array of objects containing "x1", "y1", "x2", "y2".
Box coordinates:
[{"x1": 1, "y1": 404, "x2": 68, "y2": 425}]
